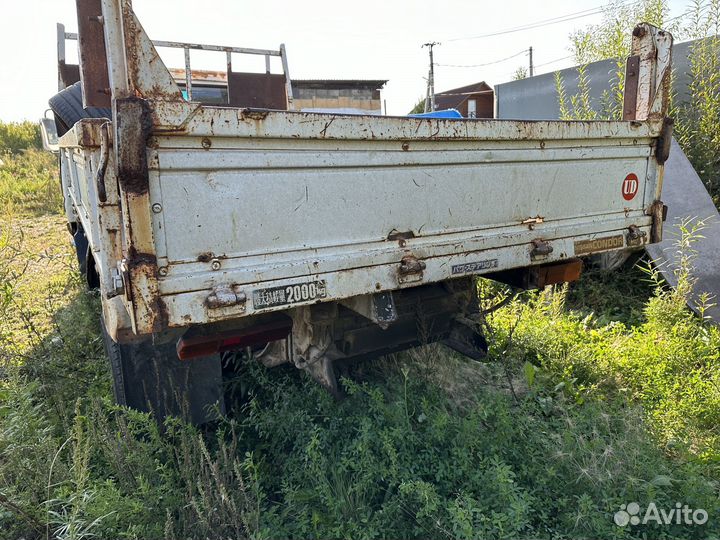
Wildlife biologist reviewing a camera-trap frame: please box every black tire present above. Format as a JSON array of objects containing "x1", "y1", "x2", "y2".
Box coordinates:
[
  {"x1": 70, "y1": 223, "x2": 99, "y2": 289},
  {"x1": 49, "y1": 82, "x2": 111, "y2": 137},
  {"x1": 101, "y1": 315, "x2": 224, "y2": 424}
]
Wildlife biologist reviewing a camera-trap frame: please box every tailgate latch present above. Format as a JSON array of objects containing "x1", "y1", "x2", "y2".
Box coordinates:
[
  {"x1": 626, "y1": 224, "x2": 647, "y2": 247},
  {"x1": 398, "y1": 255, "x2": 426, "y2": 284},
  {"x1": 530, "y1": 238, "x2": 554, "y2": 261}
]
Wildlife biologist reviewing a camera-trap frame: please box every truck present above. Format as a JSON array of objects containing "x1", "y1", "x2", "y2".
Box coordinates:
[{"x1": 45, "y1": 0, "x2": 674, "y2": 423}]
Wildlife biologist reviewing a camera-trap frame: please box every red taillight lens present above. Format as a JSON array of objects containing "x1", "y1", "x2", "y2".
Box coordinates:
[{"x1": 176, "y1": 318, "x2": 292, "y2": 360}]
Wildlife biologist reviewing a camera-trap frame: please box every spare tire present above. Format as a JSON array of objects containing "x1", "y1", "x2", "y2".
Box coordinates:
[{"x1": 49, "y1": 82, "x2": 111, "y2": 137}]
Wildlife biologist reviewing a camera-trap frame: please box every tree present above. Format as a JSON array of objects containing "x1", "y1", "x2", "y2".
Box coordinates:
[
  {"x1": 408, "y1": 97, "x2": 426, "y2": 115},
  {"x1": 674, "y1": 0, "x2": 720, "y2": 201},
  {"x1": 512, "y1": 67, "x2": 528, "y2": 81}
]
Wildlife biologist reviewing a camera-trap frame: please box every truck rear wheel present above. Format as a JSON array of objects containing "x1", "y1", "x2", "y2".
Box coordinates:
[
  {"x1": 101, "y1": 315, "x2": 224, "y2": 424},
  {"x1": 70, "y1": 223, "x2": 99, "y2": 289}
]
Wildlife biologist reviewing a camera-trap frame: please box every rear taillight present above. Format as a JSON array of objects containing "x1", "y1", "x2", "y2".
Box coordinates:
[{"x1": 176, "y1": 318, "x2": 292, "y2": 360}]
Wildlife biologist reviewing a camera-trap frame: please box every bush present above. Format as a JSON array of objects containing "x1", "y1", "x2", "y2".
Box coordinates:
[
  {"x1": 0, "y1": 120, "x2": 61, "y2": 217},
  {"x1": 231, "y1": 361, "x2": 719, "y2": 539},
  {"x1": 674, "y1": 1, "x2": 720, "y2": 203},
  {"x1": 489, "y1": 223, "x2": 720, "y2": 473},
  {"x1": 0, "y1": 121, "x2": 41, "y2": 155},
  {"x1": 0, "y1": 149, "x2": 62, "y2": 217}
]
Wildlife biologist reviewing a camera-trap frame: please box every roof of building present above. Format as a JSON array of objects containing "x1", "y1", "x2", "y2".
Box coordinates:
[
  {"x1": 292, "y1": 79, "x2": 388, "y2": 88},
  {"x1": 437, "y1": 81, "x2": 493, "y2": 96},
  {"x1": 434, "y1": 81, "x2": 493, "y2": 110},
  {"x1": 167, "y1": 69, "x2": 388, "y2": 89}
]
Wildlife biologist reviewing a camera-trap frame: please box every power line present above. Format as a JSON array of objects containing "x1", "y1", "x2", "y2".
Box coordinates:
[
  {"x1": 664, "y1": 2, "x2": 711, "y2": 24},
  {"x1": 518, "y1": 4, "x2": 696, "y2": 75},
  {"x1": 436, "y1": 49, "x2": 527, "y2": 68},
  {"x1": 442, "y1": 0, "x2": 640, "y2": 42},
  {"x1": 534, "y1": 55, "x2": 574, "y2": 69}
]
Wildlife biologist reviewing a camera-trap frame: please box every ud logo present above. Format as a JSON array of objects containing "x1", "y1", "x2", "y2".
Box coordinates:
[{"x1": 622, "y1": 173, "x2": 639, "y2": 201}]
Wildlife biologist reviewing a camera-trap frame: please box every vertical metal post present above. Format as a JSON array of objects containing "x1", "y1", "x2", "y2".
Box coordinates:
[
  {"x1": 629, "y1": 24, "x2": 673, "y2": 121},
  {"x1": 184, "y1": 47, "x2": 192, "y2": 100},
  {"x1": 265, "y1": 54, "x2": 271, "y2": 74},
  {"x1": 280, "y1": 44, "x2": 294, "y2": 110},
  {"x1": 226, "y1": 51, "x2": 233, "y2": 106},
  {"x1": 100, "y1": 0, "x2": 130, "y2": 98},
  {"x1": 529, "y1": 46, "x2": 534, "y2": 77},
  {"x1": 423, "y1": 42, "x2": 439, "y2": 112},
  {"x1": 429, "y1": 45, "x2": 436, "y2": 111},
  {"x1": 57, "y1": 23, "x2": 66, "y2": 91}
]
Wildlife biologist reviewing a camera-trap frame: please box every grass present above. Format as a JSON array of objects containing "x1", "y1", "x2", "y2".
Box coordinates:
[
  {"x1": 0, "y1": 120, "x2": 719, "y2": 539},
  {"x1": 0, "y1": 150, "x2": 63, "y2": 218},
  {"x1": 0, "y1": 120, "x2": 62, "y2": 219}
]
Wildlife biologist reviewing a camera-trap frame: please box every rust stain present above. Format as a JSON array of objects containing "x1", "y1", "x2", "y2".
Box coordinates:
[
  {"x1": 124, "y1": 248, "x2": 168, "y2": 333},
  {"x1": 154, "y1": 296, "x2": 170, "y2": 332},
  {"x1": 116, "y1": 97, "x2": 153, "y2": 195},
  {"x1": 197, "y1": 252, "x2": 214, "y2": 263},
  {"x1": 76, "y1": 0, "x2": 111, "y2": 108},
  {"x1": 655, "y1": 117, "x2": 674, "y2": 164},
  {"x1": 241, "y1": 109, "x2": 269, "y2": 121},
  {"x1": 125, "y1": 248, "x2": 158, "y2": 271},
  {"x1": 648, "y1": 199, "x2": 665, "y2": 243}
]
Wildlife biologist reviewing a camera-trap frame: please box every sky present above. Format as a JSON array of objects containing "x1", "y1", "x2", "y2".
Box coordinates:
[{"x1": 0, "y1": 0, "x2": 689, "y2": 121}]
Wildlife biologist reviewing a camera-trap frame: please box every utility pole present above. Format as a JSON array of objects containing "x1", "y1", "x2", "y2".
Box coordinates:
[
  {"x1": 423, "y1": 42, "x2": 440, "y2": 112},
  {"x1": 529, "y1": 46, "x2": 534, "y2": 77}
]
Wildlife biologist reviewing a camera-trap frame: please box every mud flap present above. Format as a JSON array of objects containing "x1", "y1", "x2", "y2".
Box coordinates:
[{"x1": 101, "y1": 316, "x2": 224, "y2": 424}]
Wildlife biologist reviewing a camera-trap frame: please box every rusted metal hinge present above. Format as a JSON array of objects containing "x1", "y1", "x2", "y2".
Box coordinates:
[
  {"x1": 521, "y1": 215, "x2": 544, "y2": 230},
  {"x1": 106, "y1": 266, "x2": 125, "y2": 299},
  {"x1": 205, "y1": 284, "x2": 247, "y2": 311},
  {"x1": 647, "y1": 200, "x2": 667, "y2": 244},
  {"x1": 656, "y1": 117, "x2": 674, "y2": 165}
]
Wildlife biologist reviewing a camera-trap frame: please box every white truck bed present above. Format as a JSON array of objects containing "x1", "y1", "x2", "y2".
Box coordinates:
[
  {"x1": 48, "y1": 1, "x2": 674, "y2": 411},
  {"x1": 150, "y1": 113, "x2": 661, "y2": 324},
  {"x1": 59, "y1": 110, "x2": 666, "y2": 336}
]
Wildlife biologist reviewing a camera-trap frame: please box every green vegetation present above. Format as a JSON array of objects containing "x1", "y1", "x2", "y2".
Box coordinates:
[
  {"x1": 674, "y1": 0, "x2": 720, "y2": 202},
  {"x1": 408, "y1": 97, "x2": 426, "y2": 115},
  {"x1": 512, "y1": 66, "x2": 528, "y2": 81},
  {"x1": 0, "y1": 121, "x2": 62, "y2": 218},
  {"x1": 0, "y1": 122, "x2": 41, "y2": 155}
]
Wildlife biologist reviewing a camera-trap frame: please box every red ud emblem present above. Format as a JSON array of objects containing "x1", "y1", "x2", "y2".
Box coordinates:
[{"x1": 622, "y1": 173, "x2": 639, "y2": 201}]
